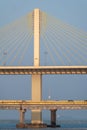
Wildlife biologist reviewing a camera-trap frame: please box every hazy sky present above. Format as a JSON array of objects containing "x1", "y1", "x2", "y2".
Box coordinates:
[{"x1": 0, "y1": 0, "x2": 87, "y2": 120}]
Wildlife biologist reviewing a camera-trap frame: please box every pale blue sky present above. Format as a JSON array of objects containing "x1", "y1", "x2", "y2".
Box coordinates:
[
  {"x1": 0, "y1": 0, "x2": 87, "y2": 30},
  {"x1": 0, "y1": 0, "x2": 87, "y2": 120}
]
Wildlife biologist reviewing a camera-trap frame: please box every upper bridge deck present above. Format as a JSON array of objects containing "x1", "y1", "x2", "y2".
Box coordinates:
[{"x1": 0, "y1": 66, "x2": 87, "y2": 75}]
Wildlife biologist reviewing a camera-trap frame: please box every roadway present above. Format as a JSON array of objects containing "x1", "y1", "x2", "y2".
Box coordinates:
[
  {"x1": 0, "y1": 100, "x2": 87, "y2": 110},
  {"x1": 0, "y1": 66, "x2": 87, "y2": 74}
]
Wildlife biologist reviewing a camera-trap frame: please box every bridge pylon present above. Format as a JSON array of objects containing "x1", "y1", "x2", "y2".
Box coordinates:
[{"x1": 31, "y1": 8, "x2": 42, "y2": 125}]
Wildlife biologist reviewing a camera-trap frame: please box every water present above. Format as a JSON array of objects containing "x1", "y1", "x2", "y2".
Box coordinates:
[{"x1": 0, "y1": 120, "x2": 87, "y2": 129}]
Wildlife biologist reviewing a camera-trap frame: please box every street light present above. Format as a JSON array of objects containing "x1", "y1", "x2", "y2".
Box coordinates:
[{"x1": 48, "y1": 86, "x2": 51, "y2": 100}]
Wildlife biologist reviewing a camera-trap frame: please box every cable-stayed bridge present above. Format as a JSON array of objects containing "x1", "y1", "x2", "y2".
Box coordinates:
[{"x1": 0, "y1": 8, "x2": 87, "y2": 128}]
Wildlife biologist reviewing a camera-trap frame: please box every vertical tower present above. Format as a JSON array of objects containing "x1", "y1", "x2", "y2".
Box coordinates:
[
  {"x1": 31, "y1": 9, "x2": 42, "y2": 124},
  {"x1": 34, "y1": 8, "x2": 40, "y2": 66}
]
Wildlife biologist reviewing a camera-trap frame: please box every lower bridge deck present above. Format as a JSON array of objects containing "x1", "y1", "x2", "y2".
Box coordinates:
[{"x1": 0, "y1": 100, "x2": 87, "y2": 110}]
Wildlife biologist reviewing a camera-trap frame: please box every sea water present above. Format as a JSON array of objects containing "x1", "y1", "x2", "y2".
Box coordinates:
[{"x1": 0, "y1": 120, "x2": 87, "y2": 129}]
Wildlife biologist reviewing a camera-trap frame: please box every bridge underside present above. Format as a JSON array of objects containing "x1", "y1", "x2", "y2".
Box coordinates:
[{"x1": 0, "y1": 66, "x2": 87, "y2": 75}]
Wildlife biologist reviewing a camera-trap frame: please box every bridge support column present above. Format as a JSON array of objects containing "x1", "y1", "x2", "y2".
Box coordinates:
[
  {"x1": 29, "y1": 8, "x2": 47, "y2": 128},
  {"x1": 16, "y1": 109, "x2": 26, "y2": 128},
  {"x1": 19, "y1": 109, "x2": 26, "y2": 124},
  {"x1": 31, "y1": 74, "x2": 42, "y2": 124},
  {"x1": 31, "y1": 8, "x2": 42, "y2": 125},
  {"x1": 51, "y1": 109, "x2": 57, "y2": 127}
]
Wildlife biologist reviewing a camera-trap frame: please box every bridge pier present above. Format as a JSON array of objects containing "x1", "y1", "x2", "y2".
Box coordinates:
[
  {"x1": 31, "y1": 75, "x2": 42, "y2": 124},
  {"x1": 30, "y1": 74, "x2": 47, "y2": 127},
  {"x1": 19, "y1": 109, "x2": 26, "y2": 124},
  {"x1": 16, "y1": 109, "x2": 26, "y2": 128},
  {"x1": 50, "y1": 109, "x2": 57, "y2": 127},
  {"x1": 31, "y1": 109, "x2": 42, "y2": 124},
  {"x1": 30, "y1": 8, "x2": 44, "y2": 127}
]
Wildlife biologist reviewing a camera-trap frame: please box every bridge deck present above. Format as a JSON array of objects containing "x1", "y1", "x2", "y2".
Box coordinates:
[
  {"x1": 0, "y1": 66, "x2": 87, "y2": 74},
  {"x1": 0, "y1": 100, "x2": 87, "y2": 110}
]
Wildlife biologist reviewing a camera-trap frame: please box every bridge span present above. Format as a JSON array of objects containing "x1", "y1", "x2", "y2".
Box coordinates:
[
  {"x1": 0, "y1": 100, "x2": 87, "y2": 110},
  {"x1": 0, "y1": 100, "x2": 87, "y2": 127},
  {"x1": 0, "y1": 66, "x2": 87, "y2": 75}
]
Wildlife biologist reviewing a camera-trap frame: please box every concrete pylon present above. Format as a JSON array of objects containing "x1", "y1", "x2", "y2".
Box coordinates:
[
  {"x1": 51, "y1": 109, "x2": 57, "y2": 127},
  {"x1": 32, "y1": 74, "x2": 42, "y2": 124},
  {"x1": 19, "y1": 109, "x2": 26, "y2": 124},
  {"x1": 31, "y1": 8, "x2": 42, "y2": 124},
  {"x1": 16, "y1": 109, "x2": 26, "y2": 128}
]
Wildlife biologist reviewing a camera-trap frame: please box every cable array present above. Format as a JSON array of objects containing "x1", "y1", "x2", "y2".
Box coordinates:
[
  {"x1": 0, "y1": 10, "x2": 87, "y2": 66},
  {"x1": 40, "y1": 12, "x2": 87, "y2": 66},
  {"x1": 0, "y1": 12, "x2": 33, "y2": 66}
]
